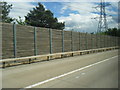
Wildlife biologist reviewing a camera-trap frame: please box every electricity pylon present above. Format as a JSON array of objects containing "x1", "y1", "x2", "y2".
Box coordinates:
[{"x1": 97, "y1": 0, "x2": 108, "y2": 33}]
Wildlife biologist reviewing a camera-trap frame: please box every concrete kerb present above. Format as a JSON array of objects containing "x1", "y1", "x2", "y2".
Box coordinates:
[{"x1": 0, "y1": 46, "x2": 118, "y2": 68}]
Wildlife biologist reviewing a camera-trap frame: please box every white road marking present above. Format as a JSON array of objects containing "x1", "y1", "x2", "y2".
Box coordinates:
[
  {"x1": 75, "y1": 76, "x2": 79, "y2": 78},
  {"x1": 24, "y1": 55, "x2": 118, "y2": 89},
  {"x1": 81, "y1": 73, "x2": 85, "y2": 75}
]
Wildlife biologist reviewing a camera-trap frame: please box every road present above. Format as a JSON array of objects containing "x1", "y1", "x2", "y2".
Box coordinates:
[{"x1": 2, "y1": 50, "x2": 118, "y2": 88}]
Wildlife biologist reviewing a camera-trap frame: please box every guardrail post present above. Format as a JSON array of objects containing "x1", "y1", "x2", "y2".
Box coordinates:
[
  {"x1": 2, "y1": 62, "x2": 5, "y2": 68},
  {"x1": 49, "y1": 28, "x2": 52, "y2": 54},
  {"x1": 34, "y1": 27, "x2": 37, "y2": 56},
  {"x1": 13, "y1": 22, "x2": 17, "y2": 58},
  {"x1": 62, "y1": 30, "x2": 64, "y2": 52}
]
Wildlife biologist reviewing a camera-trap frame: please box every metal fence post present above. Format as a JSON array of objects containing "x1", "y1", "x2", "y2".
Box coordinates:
[
  {"x1": 113, "y1": 36, "x2": 114, "y2": 47},
  {"x1": 71, "y1": 31, "x2": 73, "y2": 51},
  {"x1": 49, "y1": 28, "x2": 52, "y2": 54},
  {"x1": 103, "y1": 35, "x2": 104, "y2": 47},
  {"x1": 118, "y1": 37, "x2": 119, "y2": 47},
  {"x1": 62, "y1": 30, "x2": 64, "y2": 52},
  {"x1": 86, "y1": 33, "x2": 88, "y2": 50},
  {"x1": 96, "y1": 34, "x2": 98, "y2": 48},
  {"x1": 109, "y1": 36, "x2": 110, "y2": 47},
  {"x1": 100, "y1": 35, "x2": 101, "y2": 48},
  {"x1": 79, "y1": 32, "x2": 80, "y2": 50},
  {"x1": 108, "y1": 36, "x2": 110, "y2": 47},
  {"x1": 113, "y1": 36, "x2": 115, "y2": 46},
  {"x1": 98, "y1": 34, "x2": 100, "y2": 48},
  {"x1": 104, "y1": 35, "x2": 106, "y2": 47},
  {"x1": 93, "y1": 34, "x2": 94, "y2": 49},
  {"x1": 98, "y1": 35, "x2": 100, "y2": 48},
  {"x1": 116, "y1": 37, "x2": 118, "y2": 46},
  {"x1": 91, "y1": 34, "x2": 93, "y2": 49},
  {"x1": 112, "y1": 36, "x2": 113, "y2": 47},
  {"x1": 114, "y1": 37, "x2": 115, "y2": 46},
  {"x1": 106, "y1": 35, "x2": 107, "y2": 47},
  {"x1": 113, "y1": 36, "x2": 115, "y2": 47},
  {"x1": 34, "y1": 27, "x2": 37, "y2": 56},
  {"x1": 81, "y1": 34, "x2": 83, "y2": 50},
  {"x1": 115, "y1": 37, "x2": 116, "y2": 46},
  {"x1": 110, "y1": 36, "x2": 112, "y2": 47},
  {"x1": 106, "y1": 35, "x2": 108, "y2": 47},
  {"x1": 13, "y1": 22, "x2": 17, "y2": 58}
]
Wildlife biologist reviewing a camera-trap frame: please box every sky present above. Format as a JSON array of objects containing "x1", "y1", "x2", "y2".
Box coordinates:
[{"x1": 4, "y1": 0, "x2": 119, "y2": 33}]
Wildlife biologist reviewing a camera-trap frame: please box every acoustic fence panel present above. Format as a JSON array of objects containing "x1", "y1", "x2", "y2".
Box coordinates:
[
  {"x1": 16, "y1": 24, "x2": 34, "y2": 57},
  {"x1": 72, "y1": 32, "x2": 80, "y2": 51},
  {"x1": 2, "y1": 23, "x2": 14, "y2": 59},
  {"x1": 37, "y1": 27, "x2": 50, "y2": 55},
  {"x1": 2, "y1": 23, "x2": 119, "y2": 59},
  {"x1": 52, "y1": 29, "x2": 62, "y2": 53},
  {"x1": 64, "y1": 31, "x2": 72, "y2": 52}
]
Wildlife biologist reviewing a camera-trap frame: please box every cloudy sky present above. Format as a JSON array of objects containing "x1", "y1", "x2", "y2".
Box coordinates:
[{"x1": 5, "y1": 0, "x2": 118, "y2": 33}]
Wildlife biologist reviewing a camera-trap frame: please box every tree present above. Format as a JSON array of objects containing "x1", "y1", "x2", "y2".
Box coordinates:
[
  {"x1": 25, "y1": 3, "x2": 65, "y2": 30},
  {"x1": 0, "y1": 2, "x2": 14, "y2": 23},
  {"x1": 105, "y1": 28, "x2": 120, "y2": 37},
  {"x1": 99, "y1": 28, "x2": 120, "y2": 37},
  {"x1": 16, "y1": 16, "x2": 26, "y2": 25}
]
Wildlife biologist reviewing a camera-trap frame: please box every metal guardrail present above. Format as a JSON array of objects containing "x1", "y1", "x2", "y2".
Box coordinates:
[{"x1": 0, "y1": 46, "x2": 118, "y2": 68}]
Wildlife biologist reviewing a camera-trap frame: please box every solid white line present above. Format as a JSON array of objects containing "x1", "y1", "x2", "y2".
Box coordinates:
[{"x1": 24, "y1": 55, "x2": 118, "y2": 88}]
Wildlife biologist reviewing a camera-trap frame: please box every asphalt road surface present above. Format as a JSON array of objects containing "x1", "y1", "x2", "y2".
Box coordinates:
[{"x1": 2, "y1": 50, "x2": 118, "y2": 88}]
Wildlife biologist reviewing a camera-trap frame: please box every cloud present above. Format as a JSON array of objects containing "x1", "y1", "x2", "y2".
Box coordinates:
[
  {"x1": 60, "y1": 2, "x2": 95, "y2": 15},
  {"x1": 58, "y1": 2, "x2": 118, "y2": 33},
  {"x1": 7, "y1": 2, "x2": 35, "y2": 20},
  {"x1": 107, "y1": 16, "x2": 118, "y2": 28},
  {"x1": 4, "y1": 0, "x2": 36, "y2": 2},
  {"x1": 105, "y1": 2, "x2": 118, "y2": 15},
  {"x1": 58, "y1": 13, "x2": 99, "y2": 32},
  {"x1": 4, "y1": 0, "x2": 119, "y2": 2}
]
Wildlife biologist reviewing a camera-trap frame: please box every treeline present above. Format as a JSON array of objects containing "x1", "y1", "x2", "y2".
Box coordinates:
[
  {"x1": 100, "y1": 28, "x2": 120, "y2": 37},
  {"x1": 0, "y1": 2, "x2": 65, "y2": 30}
]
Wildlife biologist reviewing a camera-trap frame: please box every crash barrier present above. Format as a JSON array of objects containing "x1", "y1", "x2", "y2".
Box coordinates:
[{"x1": 0, "y1": 46, "x2": 118, "y2": 68}]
